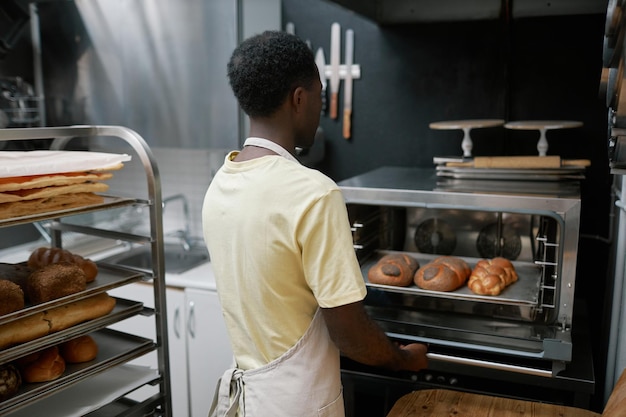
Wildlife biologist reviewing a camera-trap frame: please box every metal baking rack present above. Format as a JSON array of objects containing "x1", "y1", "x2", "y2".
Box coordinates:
[{"x1": 0, "y1": 125, "x2": 172, "y2": 416}]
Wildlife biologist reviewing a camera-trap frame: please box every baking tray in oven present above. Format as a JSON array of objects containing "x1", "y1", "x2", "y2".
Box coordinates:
[{"x1": 361, "y1": 250, "x2": 541, "y2": 307}]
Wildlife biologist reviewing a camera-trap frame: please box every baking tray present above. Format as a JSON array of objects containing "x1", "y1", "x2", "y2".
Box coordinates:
[
  {"x1": 0, "y1": 297, "x2": 145, "y2": 364},
  {"x1": 435, "y1": 165, "x2": 586, "y2": 181},
  {"x1": 435, "y1": 178, "x2": 581, "y2": 197},
  {"x1": 0, "y1": 263, "x2": 145, "y2": 326},
  {"x1": 0, "y1": 328, "x2": 156, "y2": 415},
  {"x1": 361, "y1": 250, "x2": 541, "y2": 307}
]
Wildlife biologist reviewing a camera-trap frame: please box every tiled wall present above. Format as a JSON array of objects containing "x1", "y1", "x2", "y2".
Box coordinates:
[{"x1": 93, "y1": 144, "x2": 230, "y2": 243}]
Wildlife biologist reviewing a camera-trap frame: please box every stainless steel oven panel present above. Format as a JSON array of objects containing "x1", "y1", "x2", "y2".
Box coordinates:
[
  {"x1": 403, "y1": 207, "x2": 536, "y2": 261},
  {"x1": 365, "y1": 305, "x2": 573, "y2": 363},
  {"x1": 339, "y1": 167, "x2": 581, "y2": 329}
]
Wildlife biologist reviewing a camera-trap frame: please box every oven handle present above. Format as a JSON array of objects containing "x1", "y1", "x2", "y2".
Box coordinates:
[{"x1": 426, "y1": 352, "x2": 553, "y2": 378}]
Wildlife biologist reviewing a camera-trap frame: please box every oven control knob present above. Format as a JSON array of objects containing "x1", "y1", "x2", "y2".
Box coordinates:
[
  {"x1": 436, "y1": 376, "x2": 446, "y2": 384},
  {"x1": 449, "y1": 377, "x2": 458, "y2": 385},
  {"x1": 423, "y1": 373, "x2": 434, "y2": 382}
]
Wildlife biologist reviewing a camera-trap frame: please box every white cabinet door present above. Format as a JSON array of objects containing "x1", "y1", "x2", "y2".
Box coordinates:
[
  {"x1": 109, "y1": 283, "x2": 189, "y2": 417},
  {"x1": 164, "y1": 287, "x2": 190, "y2": 417},
  {"x1": 185, "y1": 288, "x2": 233, "y2": 417}
]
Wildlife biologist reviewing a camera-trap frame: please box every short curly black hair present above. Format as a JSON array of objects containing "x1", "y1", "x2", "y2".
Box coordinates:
[{"x1": 227, "y1": 30, "x2": 318, "y2": 118}]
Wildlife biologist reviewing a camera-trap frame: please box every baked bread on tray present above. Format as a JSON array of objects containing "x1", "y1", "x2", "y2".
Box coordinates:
[
  {"x1": 368, "y1": 253, "x2": 420, "y2": 287},
  {"x1": 413, "y1": 256, "x2": 471, "y2": 292},
  {"x1": 467, "y1": 257, "x2": 518, "y2": 296}
]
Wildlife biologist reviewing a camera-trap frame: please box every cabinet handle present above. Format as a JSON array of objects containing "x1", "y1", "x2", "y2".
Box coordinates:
[
  {"x1": 174, "y1": 307, "x2": 181, "y2": 339},
  {"x1": 188, "y1": 301, "x2": 196, "y2": 339}
]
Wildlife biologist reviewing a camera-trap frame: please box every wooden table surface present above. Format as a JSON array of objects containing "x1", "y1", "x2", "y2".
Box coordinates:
[{"x1": 386, "y1": 389, "x2": 600, "y2": 417}]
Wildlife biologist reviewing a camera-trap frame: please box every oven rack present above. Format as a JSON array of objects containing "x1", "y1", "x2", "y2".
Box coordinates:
[
  {"x1": 534, "y1": 234, "x2": 560, "y2": 313},
  {"x1": 362, "y1": 250, "x2": 545, "y2": 321}
]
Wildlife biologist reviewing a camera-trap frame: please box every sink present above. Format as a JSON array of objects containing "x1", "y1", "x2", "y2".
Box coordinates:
[{"x1": 103, "y1": 243, "x2": 210, "y2": 274}]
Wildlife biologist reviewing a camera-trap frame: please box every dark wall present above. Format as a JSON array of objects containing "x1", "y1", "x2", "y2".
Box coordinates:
[{"x1": 283, "y1": 0, "x2": 612, "y2": 410}]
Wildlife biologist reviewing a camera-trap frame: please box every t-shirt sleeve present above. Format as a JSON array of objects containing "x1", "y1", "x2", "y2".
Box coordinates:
[{"x1": 299, "y1": 188, "x2": 367, "y2": 308}]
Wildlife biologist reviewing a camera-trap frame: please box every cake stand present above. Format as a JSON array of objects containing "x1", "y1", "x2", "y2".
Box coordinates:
[
  {"x1": 504, "y1": 120, "x2": 583, "y2": 156},
  {"x1": 429, "y1": 119, "x2": 505, "y2": 158}
]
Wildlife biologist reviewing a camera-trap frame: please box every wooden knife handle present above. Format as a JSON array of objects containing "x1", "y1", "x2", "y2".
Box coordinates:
[
  {"x1": 330, "y1": 93, "x2": 338, "y2": 119},
  {"x1": 343, "y1": 108, "x2": 352, "y2": 139}
]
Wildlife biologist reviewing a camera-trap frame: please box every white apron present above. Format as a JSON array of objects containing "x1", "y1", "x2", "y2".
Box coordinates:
[{"x1": 208, "y1": 309, "x2": 344, "y2": 417}]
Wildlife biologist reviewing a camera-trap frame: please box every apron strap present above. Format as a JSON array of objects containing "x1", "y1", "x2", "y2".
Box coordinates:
[{"x1": 209, "y1": 368, "x2": 244, "y2": 417}]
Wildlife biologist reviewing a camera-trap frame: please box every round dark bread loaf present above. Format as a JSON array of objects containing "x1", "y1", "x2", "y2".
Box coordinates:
[
  {"x1": 414, "y1": 256, "x2": 470, "y2": 292},
  {"x1": 0, "y1": 280, "x2": 24, "y2": 316},
  {"x1": 368, "y1": 253, "x2": 420, "y2": 287},
  {"x1": 0, "y1": 262, "x2": 32, "y2": 292},
  {"x1": 0, "y1": 364, "x2": 21, "y2": 401}
]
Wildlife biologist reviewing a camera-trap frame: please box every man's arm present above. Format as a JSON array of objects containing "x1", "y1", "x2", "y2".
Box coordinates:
[{"x1": 321, "y1": 300, "x2": 428, "y2": 372}]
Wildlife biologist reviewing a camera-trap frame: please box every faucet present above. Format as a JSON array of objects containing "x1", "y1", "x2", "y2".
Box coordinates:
[{"x1": 162, "y1": 194, "x2": 193, "y2": 251}]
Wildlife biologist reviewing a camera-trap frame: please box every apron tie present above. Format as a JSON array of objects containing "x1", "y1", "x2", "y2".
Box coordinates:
[{"x1": 209, "y1": 368, "x2": 244, "y2": 417}]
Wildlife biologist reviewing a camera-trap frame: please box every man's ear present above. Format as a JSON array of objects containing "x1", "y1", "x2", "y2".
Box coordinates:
[{"x1": 292, "y1": 86, "x2": 305, "y2": 112}]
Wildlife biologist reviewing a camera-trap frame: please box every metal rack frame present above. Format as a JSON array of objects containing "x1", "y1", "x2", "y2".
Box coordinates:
[{"x1": 0, "y1": 125, "x2": 172, "y2": 416}]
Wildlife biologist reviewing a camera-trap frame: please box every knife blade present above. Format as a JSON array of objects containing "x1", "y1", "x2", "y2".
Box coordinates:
[
  {"x1": 329, "y1": 22, "x2": 341, "y2": 119},
  {"x1": 343, "y1": 29, "x2": 354, "y2": 139},
  {"x1": 315, "y1": 47, "x2": 327, "y2": 114}
]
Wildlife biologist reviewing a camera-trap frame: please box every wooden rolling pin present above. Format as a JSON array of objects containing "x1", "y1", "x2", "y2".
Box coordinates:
[{"x1": 446, "y1": 156, "x2": 591, "y2": 169}]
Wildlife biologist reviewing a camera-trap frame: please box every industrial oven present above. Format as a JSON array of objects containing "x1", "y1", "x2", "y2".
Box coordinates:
[{"x1": 337, "y1": 166, "x2": 595, "y2": 417}]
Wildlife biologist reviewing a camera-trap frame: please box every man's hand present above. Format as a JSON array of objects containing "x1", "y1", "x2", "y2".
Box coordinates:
[
  {"x1": 397, "y1": 342, "x2": 429, "y2": 372},
  {"x1": 321, "y1": 301, "x2": 428, "y2": 372}
]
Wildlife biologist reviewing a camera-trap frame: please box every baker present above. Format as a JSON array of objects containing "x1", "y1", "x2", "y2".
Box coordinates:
[{"x1": 202, "y1": 30, "x2": 428, "y2": 417}]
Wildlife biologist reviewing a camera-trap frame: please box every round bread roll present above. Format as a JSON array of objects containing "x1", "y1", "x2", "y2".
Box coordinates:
[
  {"x1": 368, "y1": 253, "x2": 419, "y2": 286},
  {"x1": 0, "y1": 279, "x2": 25, "y2": 316},
  {"x1": 28, "y1": 247, "x2": 98, "y2": 283},
  {"x1": 0, "y1": 364, "x2": 22, "y2": 401},
  {"x1": 414, "y1": 256, "x2": 470, "y2": 292},
  {"x1": 468, "y1": 257, "x2": 518, "y2": 296},
  {"x1": 26, "y1": 262, "x2": 87, "y2": 304},
  {"x1": 59, "y1": 335, "x2": 98, "y2": 363},
  {"x1": 16, "y1": 346, "x2": 66, "y2": 383}
]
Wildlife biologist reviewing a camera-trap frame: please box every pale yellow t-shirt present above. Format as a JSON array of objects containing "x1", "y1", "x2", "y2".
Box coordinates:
[{"x1": 202, "y1": 152, "x2": 366, "y2": 370}]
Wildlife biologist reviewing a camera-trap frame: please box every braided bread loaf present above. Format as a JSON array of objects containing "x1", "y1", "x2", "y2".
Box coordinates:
[{"x1": 467, "y1": 257, "x2": 518, "y2": 296}]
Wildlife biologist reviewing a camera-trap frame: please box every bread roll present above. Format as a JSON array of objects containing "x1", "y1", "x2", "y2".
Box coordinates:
[
  {"x1": 59, "y1": 335, "x2": 98, "y2": 363},
  {"x1": 414, "y1": 256, "x2": 470, "y2": 292},
  {"x1": 0, "y1": 293, "x2": 116, "y2": 349},
  {"x1": 0, "y1": 280, "x2": 25, "y2": 316},
  {"x1": 0, "y1": 364, "x2": 21, "y2": 402},
  {"x1": 26, "y1": 263, "x2": 87, "y2": 304},
  {"x1": 467, "y1": 257, "x2": 518, "y2": 296},
  {"x1": 16, "y1": 346, "x2": 66, "y2": 383},
  {"x1": 368, "y1": 254, "x2": 419, "y2": 286},
  {"x1": 28, "y1": 247, "x2": 98, "y2": 283}
]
